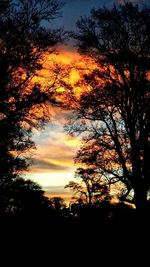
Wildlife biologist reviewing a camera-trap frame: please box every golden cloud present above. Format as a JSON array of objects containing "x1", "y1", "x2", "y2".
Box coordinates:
[{"x1": 26, "y1": 49, "x2": 97, "y2": 188}]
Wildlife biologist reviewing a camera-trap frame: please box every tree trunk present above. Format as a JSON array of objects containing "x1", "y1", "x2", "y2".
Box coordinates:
[
  {"x1": 88, "y1": 191, "x2": 92, "y2": 206},
  {"x1": 134, "y1": 187, "x2": 147, "y2": 221}
]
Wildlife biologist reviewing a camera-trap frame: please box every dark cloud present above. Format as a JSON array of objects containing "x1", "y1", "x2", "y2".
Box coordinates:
[{"x1": 32, "y1": 158, "x2": 69, "y2": 171}]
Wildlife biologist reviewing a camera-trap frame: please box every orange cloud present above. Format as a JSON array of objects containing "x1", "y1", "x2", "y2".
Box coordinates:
[
  {"x1": 26, "y1": 49, "x2": 97, "y2": 189},
  {"x1": 31, "y1": 49, "x2": 98, "y2": 92}
]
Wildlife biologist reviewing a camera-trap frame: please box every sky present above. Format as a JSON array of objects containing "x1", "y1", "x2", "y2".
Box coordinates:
[
  {"x1": 26, "y1": 0, "x2": 146, "y2": 197},
  {"x1": 26, "y1": 50, "x2": 83, "y2": 198},
  {"x1": 54, "y1": 0, "x2": 115, "y2": 30}
]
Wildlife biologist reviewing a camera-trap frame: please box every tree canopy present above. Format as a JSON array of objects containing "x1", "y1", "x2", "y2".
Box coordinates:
[
  {"x1": 65, "y1": 2, "x2": 150, "y2": 214},
  {"x1": 0, "y1": 0, "x2": 64, "y2": 184},
  {"x1": 0, "y1": 0, "x2": 65, "y2": 215},
  {"x1": 65, "y1": 167, "x2": 109, "y2": 206}
]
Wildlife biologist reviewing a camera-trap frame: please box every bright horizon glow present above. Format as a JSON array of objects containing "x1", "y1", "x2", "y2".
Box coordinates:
[
  {"x1": 25, "y1": 170, "x2": 76, "y2": 187},
  {"x1": 26, "y1": 121, "x2": 80, "y2": 188}
]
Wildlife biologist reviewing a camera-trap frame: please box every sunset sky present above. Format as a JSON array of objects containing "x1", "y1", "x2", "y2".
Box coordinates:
[{"x1": 25, "y1": 0, "x2": 144, "y2": 197}]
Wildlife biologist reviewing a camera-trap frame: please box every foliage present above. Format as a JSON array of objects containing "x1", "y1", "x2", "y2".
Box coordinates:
[
  {"x1": 0, "y1": 178, "x2": 51, "y2": 216},
  {"x1": 0, "y1": 0, "x2": 64, "y2": 182},
  {"x1": 65, "y1": 167, "x2": 110, "y2": 206},
  {"x1": 49, "y1": 197, "x2": 66, "y2": 210},
  {"x1": 65, "y1": 2, "x2": 150, "y2": 212}
]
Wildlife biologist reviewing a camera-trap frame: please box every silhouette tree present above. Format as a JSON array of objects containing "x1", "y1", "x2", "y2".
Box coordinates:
[
  {"x1": 48, "y1": 196, "x2": 68, "y2": 222},
  {"x1": 0, "y1": 0, "x2": 64, "y2": 187},
  {"x1": 65, "y1": 3, "x2": 150, "y2": 214},
  {"x1": 65, "y1": 167, "x2": 109, "y2": 206},
  {"x1": 0, "y1": 178, "x2": 51, "y2": 217},
  {"x1": 49, "y1": 197, "x2": 66, "y2": 210}
]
